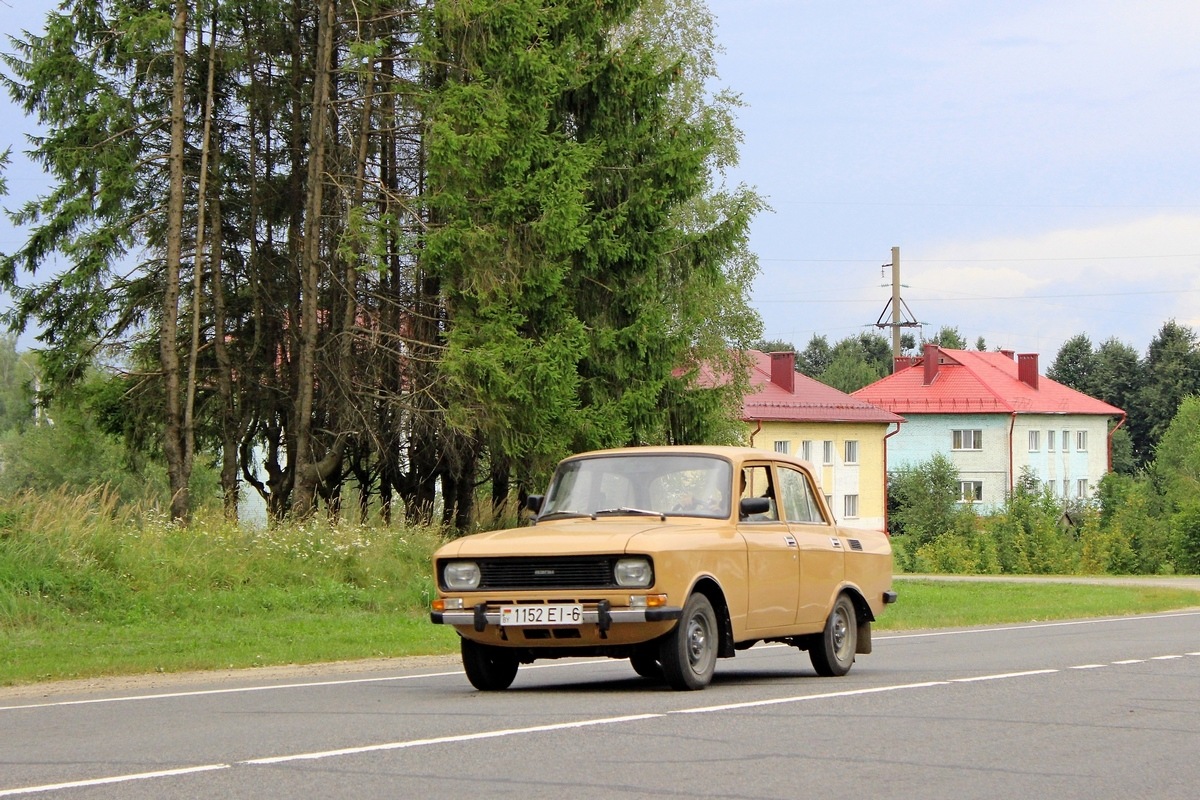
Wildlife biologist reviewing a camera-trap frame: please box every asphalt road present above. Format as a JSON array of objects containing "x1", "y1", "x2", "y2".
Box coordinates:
[{"x1": 2, "y1": 609, "x2": 1198, "y2": 799}]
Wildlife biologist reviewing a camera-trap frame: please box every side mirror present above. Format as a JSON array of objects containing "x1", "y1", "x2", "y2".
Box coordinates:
[
  {"x1": 525, "y1": 495, "x2": 544, "y2": 514},
  {"x1": 739, "y1": 497, "x2": 770, "y2": 518}
]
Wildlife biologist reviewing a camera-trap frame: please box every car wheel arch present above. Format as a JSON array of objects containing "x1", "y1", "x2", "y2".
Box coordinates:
[
  {"x1": 688, "y1": 576, "x2": 735, "y2": 658},
  {"x1": 838, "y1": 584, "x2": 875, "y2": 623},
  {"x1": 837, "y1": 585, "x2": 876, "y2": 656}
]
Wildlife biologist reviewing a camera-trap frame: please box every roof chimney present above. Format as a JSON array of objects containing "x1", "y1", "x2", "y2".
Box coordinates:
[
  {"x1": 769, "y1": 351, "x2": 795, "y2": 393},
  {"x1": 1017, "y1": 353, "x2": 1039, "y2": 389},
  {"x1": 1000, "y1": 349, "x2": 1015, "y2": 360},
  {"x1": 894, "y1": 355, "x2": 918, "y2": 372},
  {"x1": 922, "y1": 343, "x2": 941, "y2": 385}
]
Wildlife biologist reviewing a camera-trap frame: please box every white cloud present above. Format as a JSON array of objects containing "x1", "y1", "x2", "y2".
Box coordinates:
[{"x1": 898, "y1": 214, "x2": 1200, "y2": 354}]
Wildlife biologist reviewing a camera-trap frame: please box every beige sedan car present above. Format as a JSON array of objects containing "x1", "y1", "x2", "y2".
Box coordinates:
[{"x1": 431, "y1": 446, "x2": 896, "y2": 690}]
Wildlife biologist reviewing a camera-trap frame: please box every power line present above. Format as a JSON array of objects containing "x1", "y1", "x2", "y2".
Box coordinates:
[
  {"x1": 752, "y1": 287, "x2": 1199, "y2": 304},
  {"x1": 760, "y1": 253, "x2": 1200, "y2": 263}
]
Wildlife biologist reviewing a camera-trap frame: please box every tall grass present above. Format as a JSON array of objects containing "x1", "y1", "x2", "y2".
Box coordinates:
[{"x1": 0, "y1": 488, "x2": 453, "y2": 684}]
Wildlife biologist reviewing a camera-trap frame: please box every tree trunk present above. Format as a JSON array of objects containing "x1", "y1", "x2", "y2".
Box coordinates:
[
  {"x1": 161, "y1": 0, "x2": 192, "y2": 522},
  {"x1": 291, "y1": 0, "x2": 337, "y2": 517}
]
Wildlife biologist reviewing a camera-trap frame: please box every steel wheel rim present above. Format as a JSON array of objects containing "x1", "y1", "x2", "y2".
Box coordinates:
[
  {"x1": 686, "y1": 613, "x2": 711, "y2": 670},
  {"x1": 831, "y1": 607, "x2": 849, "y2": 658}
]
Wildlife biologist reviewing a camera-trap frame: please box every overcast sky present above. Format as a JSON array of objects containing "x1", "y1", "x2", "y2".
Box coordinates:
[
  {"x1": 2, "y1": 1, "x2": 1198, "y2": 360},
  {"x1": 707, "y1": 0, "x2": 1200, "y2": 358}
]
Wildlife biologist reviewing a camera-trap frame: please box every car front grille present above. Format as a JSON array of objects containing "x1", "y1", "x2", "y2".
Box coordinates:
[{"x1": 476, "y1": 556, "x2": 618, "y2": 590}]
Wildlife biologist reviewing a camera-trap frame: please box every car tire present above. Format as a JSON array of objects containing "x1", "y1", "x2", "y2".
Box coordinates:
[
  {"x1": 809, "y1": 593, "x2": 857, "y2": 677},
  {"x1": 461, "y1": 638, "x2": 519, "y2": 691},
  {"x1": 630, "y1": 650, "x2": 662, "y2": 679},
  {"x1": 659, "y1": 592, "x2": 718, "y2": 690}
]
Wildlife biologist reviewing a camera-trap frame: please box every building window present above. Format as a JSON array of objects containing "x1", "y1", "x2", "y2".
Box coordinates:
[
  {"x1": 1063, "y1": 479, "x2": 1070, "y2": 498},
  {"x1": 773, "y1": 440, "x2": 789, "y2": 455},
  {"x1": 844, "y1": 440, "x2": 859, "y2": 464},
  {"x1": 801, "y1": 440, "x2": 813, "y2": 462},
  {"x1": 1062, "y1": 430, "x2": 1070, "y2": 452},
  {"x1": 822, "y1": 440, "x2": 834, "y2": 465},
  {"x1": 952, "y1": 430, "x2": 982, "y2": 450},
  {"x1": 1077, "y1": 478, "x2": 1088, "y2": 498},
  {"x1": 824, "y1": 494, "x2": 833, "y2": 509},
  {"x1": 843, "y1": 494, "x2": 859, "y2": 519},
  {"x1": 1028, "y1": 430, "x2": 1040, "y2": 451},
  {"x1": 1076, "y1": 431, "x2": 1088, "y2": 452},
  {"x1": 1047, "y1": 430, "x2": 1056, "y2": 452},
  {"x1": 958, "y1": 481, "x2": 983, "y2": 503}
]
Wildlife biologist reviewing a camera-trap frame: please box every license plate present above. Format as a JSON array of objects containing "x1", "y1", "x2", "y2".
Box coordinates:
[{"x1": 500, "y1": 604, "x2": 583, "y2": 626}]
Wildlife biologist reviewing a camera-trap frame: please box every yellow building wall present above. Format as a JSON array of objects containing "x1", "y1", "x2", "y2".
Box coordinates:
[{"x1": 745, "y1": 420, "x2": 891, "y2": 532}]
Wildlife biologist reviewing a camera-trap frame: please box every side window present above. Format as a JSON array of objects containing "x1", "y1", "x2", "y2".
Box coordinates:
[
  {"x1": 739, "y1": 465, "x2": 779, "y2": 522},
  {"x1": 778, "y1": 466, "x2": 828, "y2": 524}
]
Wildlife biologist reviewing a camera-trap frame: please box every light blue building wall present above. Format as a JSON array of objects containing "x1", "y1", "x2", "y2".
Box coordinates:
[
  {"x1": 887, "y1": 413, "x2": 1013, "y2": 508},
  {"x1": 888, "y1": 412, "x2": 1112, "y2": 510}
]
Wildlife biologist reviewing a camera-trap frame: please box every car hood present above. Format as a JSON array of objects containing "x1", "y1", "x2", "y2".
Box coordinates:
[{"x1": 435, "y1": 517, "x2": 706, "y2": 558}]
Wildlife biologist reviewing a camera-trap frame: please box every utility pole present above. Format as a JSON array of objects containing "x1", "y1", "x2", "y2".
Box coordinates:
[
  {"x1": 890, "y1": 246, "x2": 902, "y2": 359},
  {"x1": 874, "y1": 246, "x2": 920, "y2": 371}
]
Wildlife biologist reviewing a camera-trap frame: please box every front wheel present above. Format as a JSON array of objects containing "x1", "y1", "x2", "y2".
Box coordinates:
[
  {"x1": 659, "y1": 592, "x2": 718, "y2": 690},
  {"x1": 630, "y1": 650, "x2": 662, "y2": 680},
  {"x1": 809, "y1": 593, "x2": 857, "y2": 677},
  {"x1": 461, "y1": 638, "x2": 519, "y2": 691}
]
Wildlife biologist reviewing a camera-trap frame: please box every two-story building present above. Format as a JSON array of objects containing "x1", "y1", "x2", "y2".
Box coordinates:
[
  {"x1": 852, "y1": 344, "x2": 1125, "y2": 508},
  {"x1": 742, "y1": 351, "x2": 904, "y2": 530}
]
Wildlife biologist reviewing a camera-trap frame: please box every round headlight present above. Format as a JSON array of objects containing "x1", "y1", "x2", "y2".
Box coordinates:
[
  {"x1": 443, "y1": 561, "x2": 481, "y2": 590},
  {"x1": 614, "y1": 557, "x2": 652, "y2": 588}
]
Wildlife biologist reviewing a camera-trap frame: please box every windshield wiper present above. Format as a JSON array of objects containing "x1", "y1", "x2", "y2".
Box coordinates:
[
  {"x1": 593, "y1": 507, "x2": 667, "y2": 521},
  {"x1": 536, "y1": 510, "x2": 595, "y2": 521}
]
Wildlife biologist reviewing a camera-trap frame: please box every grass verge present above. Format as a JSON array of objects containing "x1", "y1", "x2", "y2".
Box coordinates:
[
  {"x1": 3, "y1": 580, "x2": 1197, "y2": 688},
  {"x1": 2, "y1": 491, "x2": 1198, "y2": 688},
  {"x1": 880, "y1": 577, "x2": 1200, "y2": 630}
]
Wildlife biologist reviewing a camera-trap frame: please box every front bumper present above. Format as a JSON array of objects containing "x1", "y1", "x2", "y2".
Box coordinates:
[{"x1": 431, "y1": 602, "x2": 683, "y2": 632}]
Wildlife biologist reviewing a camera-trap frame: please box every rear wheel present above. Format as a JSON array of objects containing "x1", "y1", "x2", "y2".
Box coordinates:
[
  {"x1": 659, "y1": 593, "x2": 718, "y2": 690},
  {"x1": 809, "y1": 593, "x2": 857, "y2": 677},
  {"x1": 460, "y1": 638, "x2": 519, "y2": 691}
]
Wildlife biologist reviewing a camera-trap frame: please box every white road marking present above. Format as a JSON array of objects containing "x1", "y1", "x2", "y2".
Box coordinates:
[
  {"x1": 877, "y1": 610, "x2": 1200, "y2": 641},
  {"x1": 1113, "y1": 659, "x2": 1146, "y2": 664},
  {"x1": 1070, "y1": 664, "x2": 1108, "y2": 670},
  {"x1": 244, "y1": 713, "x2": 662, "y2": 765},
  {"x1": 0, "y1": 765, "x2": 228, "y2": 798},
  {"x1": 0, "y1": 659, "x2": 612, "y2": 713},
  {"x1": 950, "y1": 669, "x2": 1059, "y2": 683},
  {"x1": 670, "y1": 681, "x2": 947, "y2": 714},
  {"x1": 1, "y1": 644, "x2": 1195, "y2": 797},
  {"x1": 5, "y1": 610, "x2": 1196, "y2": 713}
]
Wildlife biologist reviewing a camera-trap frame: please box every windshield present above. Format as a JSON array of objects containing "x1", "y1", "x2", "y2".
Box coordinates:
[{"x1": 539, "y1": 454, "x2": 733, "y2": 520}]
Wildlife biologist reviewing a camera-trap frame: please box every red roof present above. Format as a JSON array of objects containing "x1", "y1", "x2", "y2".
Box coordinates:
[
  {"x1": 851, "y1": 345, "x2": 1124, "y2": 416},
  {"x1": 742, "y1": 351, "x2": 904, "y2": 424}
]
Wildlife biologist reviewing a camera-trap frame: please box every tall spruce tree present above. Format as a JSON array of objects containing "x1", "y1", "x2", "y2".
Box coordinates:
[{"x1": 2, "y1": 0, "x2": 761, "y2": 528}]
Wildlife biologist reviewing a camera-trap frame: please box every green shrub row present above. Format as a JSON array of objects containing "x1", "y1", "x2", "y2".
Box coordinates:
[{"x1": 893, "y1": 474, "x2": 1200, "y2": 576}]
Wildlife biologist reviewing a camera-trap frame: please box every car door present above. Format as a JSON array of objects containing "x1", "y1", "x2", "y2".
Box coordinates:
[
  {"x1": 737, "y1": 462, "x2": 801, "y2": 630},
  {"x1": 777, "y1": 464, "x2": 845, "y2": 626}
]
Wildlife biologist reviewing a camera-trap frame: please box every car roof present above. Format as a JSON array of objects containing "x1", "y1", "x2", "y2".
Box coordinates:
[{"x1": 558, "y1": 445, "x2": 819, "y2": 472}]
